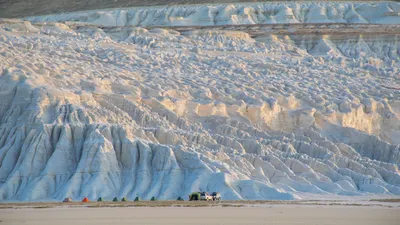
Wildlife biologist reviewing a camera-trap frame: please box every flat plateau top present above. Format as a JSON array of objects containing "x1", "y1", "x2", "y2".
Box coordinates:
[
  {"x1": 66, "y1": 23, "x2": 400, "y2": 37},
  {"x1": 1, "y1": 0, "x2": 397, "y2": 18},
  {"x1": 3, "y1": 1, "x2": 303, "y2": 18}
]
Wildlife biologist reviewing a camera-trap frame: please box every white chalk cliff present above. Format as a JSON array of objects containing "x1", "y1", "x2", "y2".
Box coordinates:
[
  {"x1": 28, "y1": 1, "x2": 400, "y2": 26},
  {"x1": 0, "y1": 1, "x2": 399, "y2": 201}
]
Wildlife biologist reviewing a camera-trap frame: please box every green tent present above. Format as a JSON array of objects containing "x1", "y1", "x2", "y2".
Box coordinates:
[
  {"x1": 113, "y1": 197, "x2": 119, "y2": 202},
  {"x1": 97, "y1": 197, "x2": 103, "y2": 202},
  {"x1": 121, "y1": 197, "x2": 127, "y2": 202},
  {"x1": 134, "y1": 197, "x2": 140, "y2": 202},
  {"x1": 189, "y1": 192, "x2": 200, "y2": 201},
  {"x1": 150, "y1": 197, "x2": 157, "y2": 201},
  {"x1": 177, "y1": 196, "x2": 184, "y2": 201}
]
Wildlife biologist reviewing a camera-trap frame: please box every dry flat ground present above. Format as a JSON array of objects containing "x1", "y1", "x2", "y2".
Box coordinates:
[
  {"x1": 0, "y1": 205, "x2": 399, "y2": 225},
  {"x1": 0, "y1": 199, "x2": 399, "y2": 209}
]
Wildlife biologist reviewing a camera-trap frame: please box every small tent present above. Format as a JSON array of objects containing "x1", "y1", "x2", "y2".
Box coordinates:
[
  {"x1": 189, "y1": 192, "x2": 200, "y2": 201},
  {"x1": 177, "y1": 196, "x2": 184, "y2": 201},
  {"x1": 62, "y1": 197, "x2": 72, "y2": 202},
  {"x1": 121, "y1": 197, "x2": 127, "y2": 202},
  {"x1": 150, "y1": 197, "x2": 157, "y2": 201},
  {"x1": 113, "y1": 197, "x2": 119, "y2": 202},
  {"x1": 97, "y1": 197, "x2": 103, "y2": 202},
  {"x1": 82, "y1": 197, "x2": 90, "y2": 202},
  {"x1": 134, "y1": 197, "x2": 140, "y2": 202}
]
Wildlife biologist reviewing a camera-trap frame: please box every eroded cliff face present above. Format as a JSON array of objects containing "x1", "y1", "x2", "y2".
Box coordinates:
[
  {"x1": 0, "y1": 16, "x2": 399, "y2": 201},
  {"x1": 27, "y1": 1, "x2": 400, "y2": 26},
  {"x1": 2, "y1": 0, "x2": 277, "y2": 18}
]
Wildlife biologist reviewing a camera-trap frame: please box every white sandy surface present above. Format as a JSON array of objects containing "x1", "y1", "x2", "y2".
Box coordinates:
[{"x1": 0, "y1": 206, "x2": 399, "y2": 225}]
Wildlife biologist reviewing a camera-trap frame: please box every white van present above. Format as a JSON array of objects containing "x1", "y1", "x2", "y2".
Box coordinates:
[{"x1": 200, "y1": 192, "x2": 213, "y2": 201}]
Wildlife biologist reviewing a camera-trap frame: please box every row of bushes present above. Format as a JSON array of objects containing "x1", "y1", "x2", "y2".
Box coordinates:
[
  {"x1": 65, "y1": 196, "x2": 186, "y2": 202},
  {"x1": 99, "y1": 197, "x2": 185, "y2": 201},
  {"x1": 98, "y1": 196, "x2": 158, "y2": 202}
]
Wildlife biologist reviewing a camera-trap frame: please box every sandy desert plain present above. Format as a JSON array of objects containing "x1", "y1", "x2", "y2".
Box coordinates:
[{"x1": 0, "y1": 199, "x2": 399, "y2": 225}]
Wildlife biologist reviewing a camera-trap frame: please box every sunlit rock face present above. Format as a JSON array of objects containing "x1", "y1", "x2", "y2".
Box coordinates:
[
  {"x1": 0, "y1": 1, "x2": 399, "y2": 201},
  {"x1": 27, "y1": 1, "x2": 400, "y2": 26}
]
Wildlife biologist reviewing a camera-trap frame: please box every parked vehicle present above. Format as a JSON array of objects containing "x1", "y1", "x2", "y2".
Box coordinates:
[
  {"x1": 190, "y1": 191, "x2": 220, "y2": 201},
  {"x1": 212, "y1": 192, "x2": 221, "y2": 201},
  {"x1": 200, "y1": 192, "x2": 213, "y2": 201}
]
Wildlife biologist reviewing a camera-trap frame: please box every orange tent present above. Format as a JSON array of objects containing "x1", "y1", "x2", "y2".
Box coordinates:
[{"x1": 82, "y1": 197, "x2": 89, "y2": 202}]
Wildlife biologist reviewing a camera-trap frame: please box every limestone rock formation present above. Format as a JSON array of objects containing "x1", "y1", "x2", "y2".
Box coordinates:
[{"x1": 0, "y1": 1, "x2": 399, "y2": 201}]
